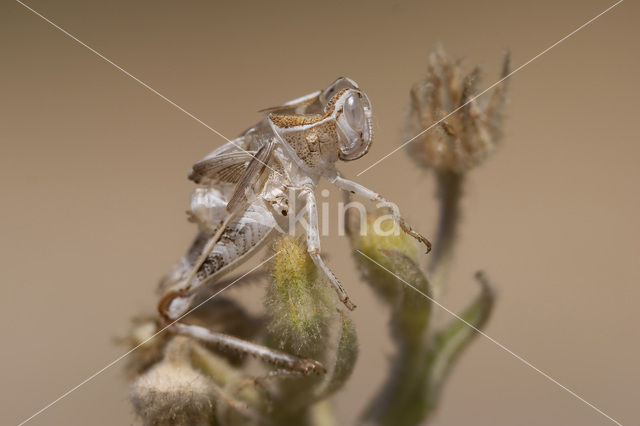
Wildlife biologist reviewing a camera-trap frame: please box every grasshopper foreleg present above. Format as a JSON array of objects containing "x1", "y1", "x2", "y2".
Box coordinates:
[{"x1": 329, "y1": 175, "x2": 432, "y2": 253}]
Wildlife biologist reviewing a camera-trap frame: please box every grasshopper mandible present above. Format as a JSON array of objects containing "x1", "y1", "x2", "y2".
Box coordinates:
[{"x1": 158, "y1": 77, "x2": 430, "y2": 374}]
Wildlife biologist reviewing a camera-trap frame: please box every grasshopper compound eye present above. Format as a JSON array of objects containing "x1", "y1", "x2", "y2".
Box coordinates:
[
  {"x1": 344, "y1": 94, "x2": 365, "y2": 131},
  {"x1": 319, "y1": 76, "x2": 360, "y2": 105},
  {"x1": 337, "y1": 90, "x2": 373, "y2": 161}
]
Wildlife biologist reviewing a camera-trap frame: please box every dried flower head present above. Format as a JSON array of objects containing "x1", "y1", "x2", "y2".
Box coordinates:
[
  {"x1": 123, "y1": 317, "x2": 170, "y2": 378},
  {"x1": 406, "y1": 46, "x2": 510, "y2": 173}
]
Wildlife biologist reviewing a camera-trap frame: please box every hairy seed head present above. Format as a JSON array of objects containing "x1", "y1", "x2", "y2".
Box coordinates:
[{"x1": 406, "y1": 46, "x2": 510, "y2": 173}]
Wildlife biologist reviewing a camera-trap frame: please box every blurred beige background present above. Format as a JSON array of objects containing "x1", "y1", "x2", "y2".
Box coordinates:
[{"x1": 1, "y1": 0, "x2": 638, "y2": 424}]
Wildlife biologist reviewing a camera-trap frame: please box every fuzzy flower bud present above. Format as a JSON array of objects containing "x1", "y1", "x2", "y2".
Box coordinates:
[
  {"x1": 406, "y1": 46, "x2": 510, "y2": 173},
  {"x1": 130, "y1": 336, "x2": 215, "y2": 425},
  {"x1": 264, "y1": 236, "x2": 335, "y2": 359},
  {"x1": 349, "y1": 212, "x2": 422, "y2": 301}
]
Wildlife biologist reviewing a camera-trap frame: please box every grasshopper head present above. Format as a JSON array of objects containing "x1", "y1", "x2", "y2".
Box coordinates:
[{"x1": 266, "y1": 78, "x2": 373, "y2": 165}]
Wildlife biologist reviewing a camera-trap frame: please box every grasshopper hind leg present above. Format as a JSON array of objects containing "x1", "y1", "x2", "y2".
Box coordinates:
[
  {"x1": 157, "y1": 288, "x2": 326, "y2": 376},
  {"x1": 171, "y1": 323, "x2": 326, "y2": 375},
  {"x1": 157, "y1": 225, "x2": 327, "y2": 375},
  {"x1": 157, "y1": 180, "x2": 333, "y2": 376}
]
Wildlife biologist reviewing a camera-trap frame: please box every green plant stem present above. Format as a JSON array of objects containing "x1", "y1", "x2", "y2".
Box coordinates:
[
  {"x1": 361, "y1": 252, "x2": 433, "y2": 426},
  {"x1": 362, "y1": 171, "x2": 466, "y2": 425},
  {"x1": 364, "y1": 335, "x2": 433, "y2": 426},
  {"x1": 422, "y1": 274, "x2": 495, "y2": 416},
  {"x1": 428, "y1": 171, "x2": 464, "y2": 297},
  {"x1": 310, "y1": 400, "x2": 335, "y2": 426}
]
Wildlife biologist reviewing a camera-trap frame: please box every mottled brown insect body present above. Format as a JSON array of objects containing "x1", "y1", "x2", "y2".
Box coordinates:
[{"x1": 158, "y1": 77, "x2": 429, "y2": 374}]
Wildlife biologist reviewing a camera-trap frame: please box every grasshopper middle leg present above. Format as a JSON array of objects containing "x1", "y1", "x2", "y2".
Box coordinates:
[{"x1": 302, "y1": 188, "x2": 357, "y2": 311}]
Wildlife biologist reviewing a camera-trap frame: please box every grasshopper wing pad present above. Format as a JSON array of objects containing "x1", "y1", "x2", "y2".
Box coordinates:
[
  {"x1": 189, "y1": 150, "x2": 256, "y2": 185},
  {"x1": 227, "y1": 139, "x2": 276, "y2": 213}
]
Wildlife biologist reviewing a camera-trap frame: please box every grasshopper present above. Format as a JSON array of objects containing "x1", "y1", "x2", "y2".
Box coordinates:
[{"x1": 158, "y1": 78, "x2": 430, "y2": 374}]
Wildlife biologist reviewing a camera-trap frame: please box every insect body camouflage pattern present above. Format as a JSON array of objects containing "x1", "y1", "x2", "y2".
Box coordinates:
[{"x1": 158, "y1": 77, "x2": 431, "y2": 374}]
